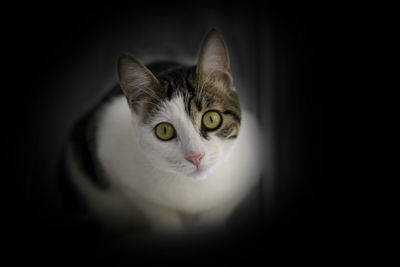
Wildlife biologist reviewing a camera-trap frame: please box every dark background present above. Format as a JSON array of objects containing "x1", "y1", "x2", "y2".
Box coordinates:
[{"x1": 5, "y1": 0, "x2": 325, "y2": 264}]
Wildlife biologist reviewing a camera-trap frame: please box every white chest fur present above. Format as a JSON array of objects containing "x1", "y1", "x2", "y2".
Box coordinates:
[
  {"x1": 71, "y1": 95, "x2": 262, "y2": 232},
  {"x1": 99, "y1": 96, "x2": 260, "y2": 208}
]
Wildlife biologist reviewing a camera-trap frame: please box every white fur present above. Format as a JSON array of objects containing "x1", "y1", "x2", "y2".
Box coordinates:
[{"x1": 66, "y1": 94, "x2": 263, "y2": 234}]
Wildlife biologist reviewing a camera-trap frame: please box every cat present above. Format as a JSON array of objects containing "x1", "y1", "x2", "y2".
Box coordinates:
[{"x1": 61, "y1": 29, "x2": 262, "y2": 237}]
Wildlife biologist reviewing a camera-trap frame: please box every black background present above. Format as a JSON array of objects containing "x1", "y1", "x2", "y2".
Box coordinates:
[{"x1": 5, "y1": 0, "x2": 325, "y2": 264}]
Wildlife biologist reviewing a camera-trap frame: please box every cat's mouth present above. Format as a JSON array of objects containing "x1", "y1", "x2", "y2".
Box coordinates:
[
  {"x1": 166, "y1": 158, "x2": 213, "y2": 179},
  {"x1": 190, "y1": 166, "x2": 203, "y2": 174},
  {"x1": 187, "y1": 164, "x2": 211, "y2": 179}
]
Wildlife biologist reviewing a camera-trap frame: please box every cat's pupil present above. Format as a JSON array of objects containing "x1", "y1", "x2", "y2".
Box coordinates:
[
  {"x1": 163, "y1": 126, "x2": 167, "y2": 134},
  {"x1": 210, "y1": 116, "x2": 213, "y2": 123}
]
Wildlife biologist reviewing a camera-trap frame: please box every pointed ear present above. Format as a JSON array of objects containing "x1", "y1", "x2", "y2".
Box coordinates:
[
  {"x1": 196, "y1": 29, "x2": 233, "y2": 89},
  {"x1": 118, "y1": 54, "x2": 159, "y2": 113}
]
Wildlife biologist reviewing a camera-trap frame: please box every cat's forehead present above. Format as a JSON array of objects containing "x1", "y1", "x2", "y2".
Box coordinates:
[
  {"x1": 140, "y1": 67, "x2": 241, "y2": 140},
  {"x1": 157, "y1": 66, "x2": 240, "y2": 114}
]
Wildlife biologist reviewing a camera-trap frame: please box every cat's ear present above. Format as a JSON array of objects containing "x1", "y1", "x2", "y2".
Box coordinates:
[
  {"x1": 118, "y1": 54, "x2": 159, "y2": 113},
  {"x1": 196, "y1": 29, "x2": 233, "y2": 89}
]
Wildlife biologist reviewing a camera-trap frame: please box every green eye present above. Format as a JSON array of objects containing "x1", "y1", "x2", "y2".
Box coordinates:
[
  {"x1": 202, "y1": 110, "x2": 222, "y2": 130},
  {"x1": 155, "y1": 122, "x2": 175, "y2": 141}
]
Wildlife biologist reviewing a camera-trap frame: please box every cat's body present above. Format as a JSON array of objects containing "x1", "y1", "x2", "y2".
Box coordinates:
[{"x1": 61, "y1": 30, "x2": 262, "y2": 236}]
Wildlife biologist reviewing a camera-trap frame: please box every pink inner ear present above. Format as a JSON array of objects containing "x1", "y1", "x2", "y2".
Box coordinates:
[
  {"x1": 197, "y1": 30, "x2": 230, "y2": 80},
  {"x1": 208, "y1": 70, "x2": 233, "y2": 89}
]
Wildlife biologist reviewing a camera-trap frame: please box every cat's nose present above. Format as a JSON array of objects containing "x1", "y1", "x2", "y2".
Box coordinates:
[{"x1": 186, "y1": 153, "x2": 204, "y2": 168}]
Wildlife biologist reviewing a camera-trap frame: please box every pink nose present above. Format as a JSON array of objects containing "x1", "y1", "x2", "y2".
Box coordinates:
[{"x1": 186, "y1": 153, "x2": 204, "y2": 168}]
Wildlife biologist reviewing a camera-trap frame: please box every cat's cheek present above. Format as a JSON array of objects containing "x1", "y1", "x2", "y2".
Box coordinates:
[{"x1": 205, "y1": 138, "x2": 222, "y2": 159}]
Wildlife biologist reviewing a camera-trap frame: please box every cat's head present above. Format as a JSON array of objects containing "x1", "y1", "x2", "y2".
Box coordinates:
[{"x1": 118, "y1": 30, "x2": 241, "y2": 180}]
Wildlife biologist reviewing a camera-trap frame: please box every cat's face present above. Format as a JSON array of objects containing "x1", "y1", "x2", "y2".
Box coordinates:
[{"x1": 118, "y1": 30, "x2": 241, "y2": 180}]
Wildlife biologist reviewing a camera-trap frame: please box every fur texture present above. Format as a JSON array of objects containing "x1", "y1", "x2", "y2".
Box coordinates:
[
  {"x1": 62, "y1": 30, "x2": 262, "y2": 235},
  {"x1": 65, "y1": 96, "x2": 261, "y2": 233}
]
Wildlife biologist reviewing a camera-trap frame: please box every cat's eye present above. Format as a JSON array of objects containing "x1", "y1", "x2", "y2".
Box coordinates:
[
  {"x1": 155, "y1": 122, "x2": 176, "y2": 141},
  {"x1": 202, "y1": 110, "x2": 222, "y2": 131}
]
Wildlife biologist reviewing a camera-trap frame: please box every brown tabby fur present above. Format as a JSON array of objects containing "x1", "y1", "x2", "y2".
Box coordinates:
[{"x1": 138, "y1": 65, "x2": 241, "y2": 140}]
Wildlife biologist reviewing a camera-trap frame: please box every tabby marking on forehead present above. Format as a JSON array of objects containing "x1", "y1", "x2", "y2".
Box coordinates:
[{"x1": 140, "y1": 65, "x2": 241, "y2": 140}]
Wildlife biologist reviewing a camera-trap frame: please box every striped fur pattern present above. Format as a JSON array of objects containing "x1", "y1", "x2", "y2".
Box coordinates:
[
  {"x1": 116, "y1": 29, "x2": 242, "y2": 180},
  {"x1": 141, "y1": 65, "x2": 241, "y2": 140}
]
